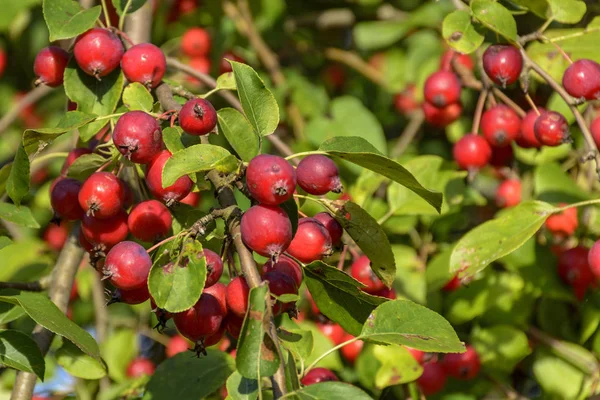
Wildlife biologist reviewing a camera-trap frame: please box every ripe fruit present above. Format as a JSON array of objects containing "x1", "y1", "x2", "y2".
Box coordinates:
[
  {"x1": 61, "y1": 148, "x2": 92, "y2": 175},
  {"x1": 73, "y1": 28, "x2": 124, "y2": 78},
  {"x1": 442, "y1": 275, "x2": 462, "y2": 292},
  {"x1": 301, "y1": 368, "x2": 338, "y2": 386},
  {"x1": 406, "y1": 347, "x2": 425, "y2": 364},
  {"x1": 203, "y1": 282, "x2": 227, "y2": 314},
  {"x1": 121, "y1": 43, "x2": 166, "y2": 88},
  {"x1": 394, "y1": 84, "x2": 420, "y2": 115},
  {"x1": 286, "y1": 218, "x2": 333, "y2": 263},
  {"x1": 350, "y1": 255, "x2": 384, "y2": 294},
  {"x1": 516, "y1": 109, "x2": 544, "y2": 148},
  {"x1": 178, "y1": 98, "x2": 217, "y2": 136},
  {"x1": 592, "y1": 116, "x2": 600, "y2": 148},
  {"x1": 442, "y1": 345, "x2": 481, "y2": 380},
  {"x1": 174, "y1": 292, "x2": 226, "y2": 341},
  {"x1": 78, "y1": 172, "x2": 124, "y2": 219},
  {"x1": 489, "y1": 144, "x2": 514, "y2": 167},
  {"x1": 202, "y1": 249, "x2": 224, "y2": 287},
  {"x1": 204, "y1": 324, "x2": 225, "y2": 347},
  {"x1": 545, "y1": 204, "x2": 578, "y2": 237},
  {"x1": 453, "y1": 134, "x2": 492, "y2": 170},
  {"x1": 180, "y1": 191, "x2": 201, "y2": 207},
  {"x1": 246, "y1": 154, "x2": 296, "y2": 205},
  {"x1": 317, "y1": 322, "x2": 345, "y2": 345},
  {"x1": 186, "y1": 57, "x2": 211, "y2": 84},
  {"x1": 562, "y1": 59, "x2": 600, "y2": 101},
  {"x1": 296, "y1": 155, "x2": 343, "y2": 196},
  {"x1": 220, "y1": 51, "x2": 244, "y2": 74},
  {"x1": 126, "y1": 358, "x2": 155, "y2": 378},
  {"x1": 115, "y1": 285, "x2": 151, "y2": 305},
  {"x1": 81, "y1": 210, "x2": 129, "y2": 250},
  {"x1": 372, "y1": 286, "x2": 396, "y2": 299},
  {"x1": 495, "y1": 179, "x2": 521, "y2": 208},
  {"x1": 0, "y1": 49, "x2": 5, "y2": 78},
  {"x1": 482, "y1": 44, "x2": 523, "y2": 87},
  {"x1": 423, "y1": 70, "x2": 461, "y2": 108},
  {"x1": 340, "y1": 334, "x2": 363, "y2": 364},
  {"x1": 225, "y1": 314, "x2": 244, "y2": 339},
  {"x1": 262, "y1": 255, "x2": 303, "y2": 287},
  {"x1": 181, "y1": 27, "x2": 211, "y2": 57},
  {"x1": 588, "y1": 241, "x2": 600, "y2": 280},
  {"x1": 417, "y1": 361, "x2": 447, "y2": 395},
  {"x1": 146, "y1": 150, "x2": 193, "y2": 205},
  {"x1": 534, "y1": 111, "x2": 570, "y2": 146},
  {"x1": 240, "y1": 205, "x2": 293, "y2": 258},
  {"x1": 113, "y1": 111, "x2": 163, "y2": 164},
  {"x1": 43, "y1": 223, "x2": 69, "y2": 251},
  {"x1": 481, "y1": 105, "x2": 521, "y2": 147},
  {"x1": 166, "y1": 335, "x2": 189, "y2": 358},
  {"x1": 313, "y1": 212, "x2": 343, "y2": 246},
  {"x1": 557, "y1": 246, "x2": 594, "y2": 300},
  {"x1": 440, "y1": 50, "x2": 474, "y2": 72},
  {"x1": 263, "y1": 270, "x2": 298, "y2": 315},
  {"x1": 51, "y1": 178, "x2": 84, "y2": 220},
  {"x1": 423, "y1": 101, "x2": 462, "y2": 127},
  {"x1": 33, "y1": 46, "x2": 69, "y2": 87},
  {"x1": 127, "y1": 200, "x2": 172, "y2": 242},
  {"x1": 104, "y1": 241, "x2": 152, "y2": 290},
  {"x1": 226, "y1": 276, "x2": 250, "y2": 317}
]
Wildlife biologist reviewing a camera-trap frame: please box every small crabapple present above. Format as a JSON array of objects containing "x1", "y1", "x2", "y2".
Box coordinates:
[
  {"x1": 417, "y1": 361, "x2": 447, "y2": 396},
  {"x1": 296, "y1": 155, "x2": 343, "y2": 196},
  {"x1": 350, "y1": 255, "x2": 384, "y2": 293},
  {"x1": 121, "y1": 43, "x2": 166, "y2": 88},
  {"x1": 81, "y1": 210, "x2": 129, "y2": 250},
  {"x1": 181, "y1": 27, "x2": 211, "y2": 57},
  {"x1": 104, "y1": 241, "x2": 152, "y2": 290},
  {"x1": 174, "y1": 291, "x2": 226, "y2": 341},
  {"x1": 186, "y1": 57, "x2": 211, "y2": 84},
  {"x1": 340, "y1": 334, "x2": 363, "y2": 364},
  {"x1": 313, "y1": 212, "x2": 343, "y2": 246},
  {"x1": 423, "y1": 101, "x2": 462, "y2": 127},
  {"x1": 562, "y1": 59, "x2": 600, "y2": 101},
  {"x1": 113, "y1": 111, "x2": 163, "y2": 164},
  {"x1": 406, "y1": 347, "x2": 425, "y2": 364},
  {"x1": 127, "y1": 200, "x2": 172, "y2": 242},
  {"x1": 588, "y1": 240, "x2": 600, "y2": 280},
  {"x1": 545, "y1": 204, "x2": 578, "y2": 237},
  {"x1": 591, "y1": 116, "x2": 600, "y2": 148},
  {"x1": 441, "y1": 345, "x2": 481, "y2": 380},
  {"x1": 43, "y1": 223, "x2": 69, "y2": 251},
  {"x1": 225, "y1": 314, "x2": 244, "y2": 339},
  {"x1": 126, "y1": 358, "x2": 155, "y2": 378},
  {"x1": 226, "y1": 276, "x2": 250, "y2": 317},
  {"x1": 453, "y1": 134, "x2": 492, "y2": 170},
  {"x1": 317, "y1": 322, "x2": 345, "y2": 346},
  {"x1": 423, "y1": 70, "x2": 461, "y2": 108},
  {"x1": 61, "y1": 148, "x2": 92, "y2": 175},
  {"x1": 442, "y1": 275, "x2": 462, "y2": 292},
  {"x1": 146, "y1": 150, "x2": 193, "y2": 205},
  {"x1": 534, "y1": 111, "x2": 570, "y2": 146},
  {"x1": 51, "y1": 178, "x2": 84, "y2": 221},
  {"x1": 178, "y1": 98, "x2": 217, "y2": 136},
  {"x1": 262, "y1": 254, "x2": 303, "y2": 287},
  {"x1": 179, "y1": 191, "x2": 201, "y2": 207},
  {"x1": 203, "y1": 282, "x2": 228, "y2": 314},
  {"x1": 220, "y1": 51, "x2": 244, "y2": 74},
  {"x1": 481, "y1": 105, "x2": 521, "y2": 147},
  {"x1": 516, "y1": 109, "x2": 544, "y2": 148},
  {"x1": 440, "y1": 49, "x2": 474, "y2": 72},
  {"x1": 286, "y1": 218, "x2": 333, "y2": 263},
  {"x1": 482, "y1": 44, "x2": 523, "y2": 87},
  {"x1": 495, "y1": 179, "x2": 522, "y2": 208},
  {"x1": 245, "y1": 154, "x2": 296, "y2": 205},
  {"x1": 33, "y1": 46, "x2": 69, "y2": 87},
  {"x1": 166, "y1": 335, "x2": 189, "y2": 358},
  {"x1": 394, "y1": 84, "x2": 420, "y2": 115},
  {"x1": 301, "y1": 368, "x2": 338, "y2": 386},
  {"x1": 114, "y1": 285, "x2": 151, "y2": 305},
  {"x1": 202, "y1": 249, "x2": 224, "y2": 288},
  {"x1": 557, "y1": 246, "x2": 594, "y2": 300},
  {"x1": 264, "y1": 270, "x2": 298, "y2": 315},
  {"x1": 78, "y1": 172, "x2": 124, "y2": 219},
  {"x1": 240, "y1": 205, "x2": 293, "y2": 258},
  {"x1": 73, "y1": 28, "x2": 124, "y2": 78}
]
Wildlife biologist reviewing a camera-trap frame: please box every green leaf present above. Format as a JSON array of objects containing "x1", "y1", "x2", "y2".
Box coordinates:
[
  {"x1": 534, "y1": 162, "x2": 591, "y2": 203},
  {"x1": 532, "y1": 348, "x2": 588, "y2": 399},
  {"x1": 332, "y1": 202, "x2": 396, "y2": 286},
  {"x1": 162, "y1": 127, "x2": 185, "y2": 154},
  {"x1": 282, "y1": 382, "x2": 372, "y2": 400},
  {"x1": 372, "y1": 345, "x2": 422, "y2": 389},
  {"x1": 229, "y1": 61, "x2": 279, "y2": 137},
  {"x1": 0, "y1": 290, "x2": 101, "y2": 363},
  {"x1": 0, "y1": 239, "x2": 51, "y2": 281},
  {"x1": 143, "y1": 350, "x2": 234, "y2": 399},
  {"x1": 513, "y1": 143, "x2": 571, "y2": 166},
  {"x1": 471, "y1": 325, "x2": 531, "y2": 374},
  {"x1": 6, "y1": 144, "x2": 30, "y2": 206},
  {"x1": 64, "y1": 59, "x2": 124, "y2": 141},
  {"x1": 23, "y1": 111, "x2": 97, "y2": 155},
  {"x1": 0, "y1": 329, "x2": 44, "y2": 379},
  {"x1": 425, "y1": 246, "x2": 455, "y2": 292},
  {"x1": 297, "y1": 321, "x2": 343, "y2": 371},
  {"x1": 0, "y1": 303, "x2": 25, "y2": 324},
  {"x1": 217, "y1": 108, "x2": 260, "y2": 162},
  {"x1": 320, "y1": 137, "x2": 442, "y2": 212},
  {"x1": 546, "y1": 0, "x2": 586, "y2": 24},
  {"x1": 43, "y1": 0, "x2": 102, "y2": 41},
  {"x1": 111, "y1": 0, "x2": 147, "y2": 15},
  {"x1": 360, "y1": 299, "x2": 465, "y2": 353},
  {"x1": 236, "y1": 284, "x2": 281, "y2": 379},
  {"x1": 148, "y1": 240, "x2": 206, "y2": 313},
  {"x1": 0, "y1": 236, "x2": 12, "y2": 251},
  {"x1": 56, "y1": 340, "x2": 106, "y2": 380},
  {"x1": 216, "y1": 72, "x2": 237, "y2": 91},
  {"x1": 450, "y1": 201, "x2": 555, "y2": 279},
  {"x1": 101, "y1": 329, "x2": 137, "y2": 382},
  {"x1": 278, "y1": 316, "x2": 314, "y2": 362},
  {"x1": 442, "y1": 10, "x2": 485, "y2": 54},
  {"x1": 353, "y1": 21, "x2": 411, "y2": 52},
  {"x1": 226, "y1": 371, "x2": 258, "y2": 400},
  {"x1": 0, "y1": 204, "x2": 39, "y2": 228},
  {"x1": 162, "y1": 144, "x2": 233, "y2": 187},
  {"x1": 122, "y1": 83, "x2": 153, "y2": 112},
  {"x1": 471, "y1": 0, "x2": 517, "y2": 42},
  {"x1": 67, "y1": 153, "x2": 112, "y2": 181},
  {"x1": 0, "y1": 0, "x2": 40, "y2": 32},
  {"x1": 304, "y1": 261, "x2": 388, "y2": 336}
]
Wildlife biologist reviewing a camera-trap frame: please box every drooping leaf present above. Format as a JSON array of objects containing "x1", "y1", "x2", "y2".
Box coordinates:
[
  {"x1": 304, "y1": 261, "x2": 388, "y2": 336},
  {"x1": 42, "y1": 0, "x2": 102, "y2": 42},
  {"x1": 0, "y1": 290, "x2": 101, "y2": 363},
  {"x1": 319, "y1": 137, "x2": 442, "y2": 212},
  {"x1": 6, "y1": 144, "x2": 30, "y2": 206},
  {"x1": 0, "y1": 303, "x2": 24, "y2": 324},
  {"x1": 442, "y1": 10, "x2": 485, "y2": 54},
  {"x1": 143, "y1": 350, "x2": 234, "y2": 400},
  {"x1": 360, "y1": 299, "x2": 465, "y2": 353},
  {"x1": 161, "y1": 144, "x2": 233, "y2": 187},
  {"x1": 148, "y1": 240, "x2": 207, "y2": 313},
  {"x1": 450, "y1": 201, "x2": 555, "y2": 279},
  {"x1": 63, "y1": 59, "x2": 124, "y2": 141},
  {"x1": 0, "y1": 204, "x2": 39, "y2": 228},
  {"x1": 229, "y1": 61, "x2": 279, "y2": 137},
  {"x1": 111, "y1": 0, "x2": 147, "y2": 15},
  {"x1": 283, "y1": 382, "x2": 372, "y2": 400},
  {"x1": 217, "y1": 108, "x2": 260, "y2": 162},
  {"x1": 236, "y1": 284, "x2": 280, "y2": 380},
  {"x1": 122, "y1": 83, "x2": 153, "y2": 112},
  {"x1": 56, "y1": 340, "x2": 106, "y2": 380},
  {"x1": 471, "y1": 0, "x2": 517, "y2": 42},
  {"x1": 278, "y1": 316, "x2": 314, "y2": 362},
  {"x1": 332, "y1": 202, "x2": 396, "y2": 286},
  {"x1": 226, "y1": 371, "x2": 258, "y2": 400},
  {"x1": 0, "y1": 329, "x2": 45, "y2": 379},
  {"x1": 66, "y1": 153, "x2": 113, "y2": 181},
  {"x1": 23, "y1": 111, "x2": 97, "y2": 155},
  {"x1": 372, "y1": 345, "x2": 423, "y2": 389},
  {"x1": 216, "y1": 72, "x2": 237, "y2": 91}
]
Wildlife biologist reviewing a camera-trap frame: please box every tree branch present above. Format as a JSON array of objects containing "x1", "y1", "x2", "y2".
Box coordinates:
[
  {"x1": 11, "y1": 226, "x2": 85, "y2": 400},
  {"x1": 0, "y1": 277, "x2": 51, "y2": 291},
  {"x1": 324, "y1": 48, "x2": 387, "y2": 88},
  {"x1": 122, "y1": 0, "x2": 152, "y2": 46},
  {"x1": 390, "y1": 110, "x2": 424, "y2": 158},
  {"x1": 0, "y1": 86, "x2": 53, "y2": 134}
]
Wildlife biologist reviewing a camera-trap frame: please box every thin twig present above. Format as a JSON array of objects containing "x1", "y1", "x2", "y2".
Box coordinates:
[
  {"x1": 90, "y1": 270, "x2": 110, "y2": 391},
  {"x1": 324, "y1": 48, "x2": 387, "y2": 88},
  {"x1": 0, "y1": 276, "x2": 51, "y2": 291},
  {"x1": 472, "y1": 89, "x2": 488, "y2": 134},
  {"x1": 391, "y1": 110, "x2": 424, "y2": 158},
  {"x1": 0, "y1": 86, "x2": 53, "y2": 134}
]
